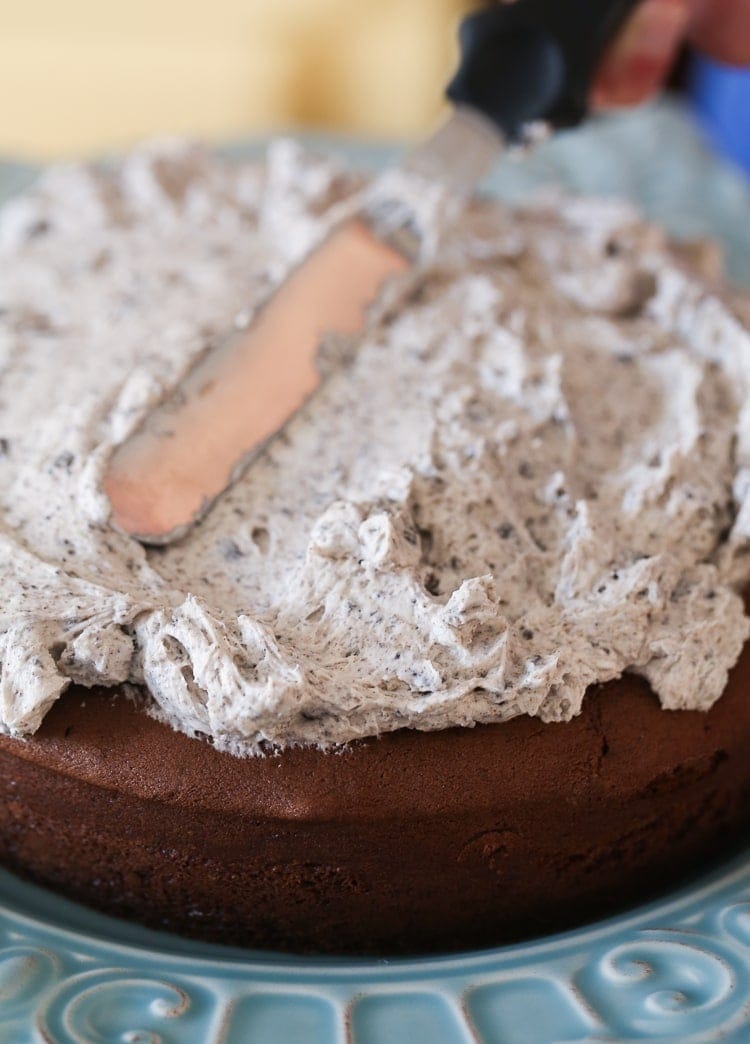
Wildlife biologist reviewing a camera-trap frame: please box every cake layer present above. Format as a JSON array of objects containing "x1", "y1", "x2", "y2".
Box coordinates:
[{"x1": 1, "y1": 647, "x2": 749, "y2": 955}]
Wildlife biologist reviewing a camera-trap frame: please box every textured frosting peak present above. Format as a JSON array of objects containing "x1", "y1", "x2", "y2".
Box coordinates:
[{"x1": 1, "y1": 139, "x2": 749, "y2": 754}]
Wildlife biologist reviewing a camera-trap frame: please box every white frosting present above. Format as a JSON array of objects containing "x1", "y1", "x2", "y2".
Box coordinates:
[{"x1": 1, "y1": 138, "x2": 750, "y2": 755}]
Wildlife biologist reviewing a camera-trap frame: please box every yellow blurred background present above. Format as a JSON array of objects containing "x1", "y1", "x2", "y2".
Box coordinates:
[{"x1": 0, "y1": 0, "x2": 471, "y2": 159}]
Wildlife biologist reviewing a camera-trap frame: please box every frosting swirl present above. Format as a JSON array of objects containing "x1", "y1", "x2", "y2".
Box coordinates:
[{"x1": 0, "y1": 139, "x2": 749, "y2": 754}]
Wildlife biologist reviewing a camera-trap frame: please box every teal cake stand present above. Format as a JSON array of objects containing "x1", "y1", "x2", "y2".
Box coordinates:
[
  {"x1": 1, "y1": 100, "x2": 750, "y2": 1042},
  {"x1": 3, "y1": 851, "x2": 750, "y2": 1043}
]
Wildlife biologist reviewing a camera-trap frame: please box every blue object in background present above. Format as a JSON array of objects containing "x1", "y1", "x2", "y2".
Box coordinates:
[{"x1": 691, "y1": 54, "x2": 750, "y2": 176}]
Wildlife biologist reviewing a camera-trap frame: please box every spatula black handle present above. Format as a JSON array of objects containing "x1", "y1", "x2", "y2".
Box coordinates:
[{"x1": 446, "y1": 0, "x2": 642, "y2": 140}]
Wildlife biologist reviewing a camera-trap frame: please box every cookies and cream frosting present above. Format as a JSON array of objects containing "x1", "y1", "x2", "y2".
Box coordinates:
[{"x1": 1, "y1": 139, "x2": 750, "y2": 755}]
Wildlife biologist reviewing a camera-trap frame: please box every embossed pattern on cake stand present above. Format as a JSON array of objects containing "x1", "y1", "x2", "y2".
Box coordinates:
[{"x1": 2, "y1": 852, "x2": 750, "y2": 1042}]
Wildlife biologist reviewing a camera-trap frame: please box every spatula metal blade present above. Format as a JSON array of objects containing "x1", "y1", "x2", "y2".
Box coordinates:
[
  {"x1": 104, "y1": 109, "x2": 503, "y2": 544},
  {"x1": 104, "y1": 218, "x2": 409, "y2": 543}
]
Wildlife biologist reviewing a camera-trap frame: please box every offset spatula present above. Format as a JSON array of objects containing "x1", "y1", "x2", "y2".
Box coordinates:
[{"x1": 105, "y1": 0, "x2": 640, "y2": 544}]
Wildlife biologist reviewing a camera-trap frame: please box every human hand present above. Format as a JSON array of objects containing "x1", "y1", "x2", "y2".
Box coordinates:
[{"x1": 593, "y1": 0, "x2": 750, "y2": 107}]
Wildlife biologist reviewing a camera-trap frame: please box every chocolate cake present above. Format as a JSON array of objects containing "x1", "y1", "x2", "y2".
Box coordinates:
[
  {"x1": 0, "y1": 659, "x2": 749, "y2": 955},
  {"x1": 2, "y1": 140, "x2": 750, "y2": 954}
]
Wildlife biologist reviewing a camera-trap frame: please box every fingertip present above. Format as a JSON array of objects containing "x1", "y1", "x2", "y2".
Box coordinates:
[
  {"x1": 591, "y1": 0, "x2": 689, "y2": 109},
  {"x1": 689, "y1": 0, "x2": 750, "y2": 65}
]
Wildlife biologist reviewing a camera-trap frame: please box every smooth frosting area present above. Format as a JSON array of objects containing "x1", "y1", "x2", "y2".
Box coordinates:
[{"x1": 1, "y1": 140, "x2": 750, "y2": 754}]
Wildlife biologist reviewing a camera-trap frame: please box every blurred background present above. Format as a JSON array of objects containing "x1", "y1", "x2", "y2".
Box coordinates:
[
  {"x1": 0, "y1": 0, "x2": 472, "y2": 159},
  {"x1": 0, "y1": 0, "x2": 748, "y2": 174}
]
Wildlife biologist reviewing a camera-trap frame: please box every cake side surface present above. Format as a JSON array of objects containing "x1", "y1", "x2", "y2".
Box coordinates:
[{"x1": 1, "y1": 649, "x2": 748, "y2": 954}]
